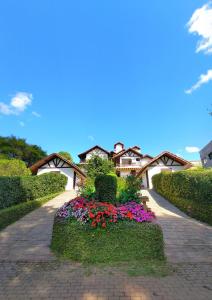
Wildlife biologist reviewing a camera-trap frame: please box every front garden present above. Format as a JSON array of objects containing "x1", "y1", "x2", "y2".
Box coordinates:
[{"x1": 51, "y1": 156, "x2": 166, "y2": 274}]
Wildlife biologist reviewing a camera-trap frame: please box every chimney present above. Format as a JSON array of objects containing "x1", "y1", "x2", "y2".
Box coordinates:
[
  {"x1": 114, "y1": 142, "x2": 124, "y2": 153},
  {"x1": 132, "y1": 146, "x2": 141, "y2": 153}
]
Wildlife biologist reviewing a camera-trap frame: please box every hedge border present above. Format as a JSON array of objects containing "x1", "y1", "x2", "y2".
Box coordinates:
[
  {"x1": 152, "y1": 171, "x2": 212, "y2": 225},
  {"x1": 0, "y1": 192, "x2": 61, "y2": 231}
]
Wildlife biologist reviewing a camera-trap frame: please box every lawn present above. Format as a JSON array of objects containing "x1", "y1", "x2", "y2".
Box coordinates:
[
  {"x1": 0, "y1": 192, "x2": 61, "y2": 231},
  {"x1": 51, "y1": 219, "x2": 167, "y2": 275}
]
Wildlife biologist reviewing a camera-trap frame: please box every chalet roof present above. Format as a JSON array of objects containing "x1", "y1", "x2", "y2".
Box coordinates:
[
  {"x1": 30, "y1": 153, "x2": 86, "y2": 178},
  {"x1": 136, "y1": 151, "x2": 192, "y2": 177},
  {"x1": 78, "y1": 145, "x2": 110, "y2": 159},
  {"x1": 112, "y1": 147, "x2": 144, "y2": 159},
  {"x1": 142, "y1": 154, "x2": 153, "y2": 159}
]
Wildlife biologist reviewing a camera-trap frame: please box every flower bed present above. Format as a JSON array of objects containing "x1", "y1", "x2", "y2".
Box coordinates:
[{"x1": 56, "y1": 197, "x2": 155, "y2": 228}]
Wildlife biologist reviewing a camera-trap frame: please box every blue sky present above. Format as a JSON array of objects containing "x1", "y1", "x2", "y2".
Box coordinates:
[{"x1": 0, "y1": 0, "x2": 211, "y2": 162}]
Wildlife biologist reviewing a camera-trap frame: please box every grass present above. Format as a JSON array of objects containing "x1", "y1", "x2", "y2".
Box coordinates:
[
  {"x1": 51, "y1": 219, "x2": 168, "y2": 276},
  {"x1": 0, "y1": 192, "x2": 61, "y2": 231}
]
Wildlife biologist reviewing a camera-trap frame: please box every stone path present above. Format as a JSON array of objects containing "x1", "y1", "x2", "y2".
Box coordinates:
[
  {"x1": 143, "y1": 189, "x2": 212, "y2": 263},
  {"x1": 0, "y1": 261, "x2": 212, "y2": 300},
  {"x1": 0, "y1": 191, "x2": 76, "y2": 262}
]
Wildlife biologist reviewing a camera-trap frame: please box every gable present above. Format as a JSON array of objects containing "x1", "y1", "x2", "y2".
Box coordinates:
[
  {"x1": 113, "y1": 147, "x2": 143, "y2": 159},
  {"x1": 121, "y1": 150, "x2": 140, "y2": 158},
  {"x1": 87, "y1": 147, "x2": 108, "y2": 156},
  {"x1": 150, "y1": 155, "x2": 182, "y2": 167},
  {"x1": 30, "y1": 153, "x2": 86, "y2": 178},
  {"x1": 40, "y1": 157, "x2": 72, "y2": 169}
]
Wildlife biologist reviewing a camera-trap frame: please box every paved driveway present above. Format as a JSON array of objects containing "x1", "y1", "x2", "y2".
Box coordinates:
[
  {"x1": 0, "y1": 190, "x2": 212, "y2": 299},
  {"x1": 142, "y1": 189, "x2": 212, "y2": 263},
  {"x1": 0, "y1": 191, "x2": 76, "y2": 262}
]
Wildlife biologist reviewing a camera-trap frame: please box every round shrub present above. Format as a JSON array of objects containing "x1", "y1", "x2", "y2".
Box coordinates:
[
  {"x1": 95, "y1": 174, "x2": 117, "y2": 203},
  {"x1": 0, "y1": 159, "x2": 31, "y2": 176}
]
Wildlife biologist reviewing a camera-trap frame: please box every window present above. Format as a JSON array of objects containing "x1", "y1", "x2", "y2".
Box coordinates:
[
  {"x1": 208, "y1": 152, "x2": 212, "y2": 160},
  {"x1": 136, "y1": 158, "x2": 140, "y2": 161}
]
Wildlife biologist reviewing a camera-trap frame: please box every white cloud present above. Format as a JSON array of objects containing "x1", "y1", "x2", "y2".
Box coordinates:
[
  {"x1": 19, "y1": 121, "x2": 25, "y2": 127},
  {"x1": 187, "y1": 2, "x2": 212, "y2": 54},
  {"x1": 185, "y1": 146, "x2": 200, "y2": 153},
  {"x1": 88, "y1": 135, "x2": 95, "y2": 141},
  {"x1": 0, "y1": 92, "x2": 32, "y2": 115},
  {"x1": 185, "y1": 69, "x2": 212, "y2": 94},
  {"x1": 32, "y1": 111, "x2": 41, "y2": 118},
  {"x1": 11, "y1": 92, "x2": 32, "y2": 112},
  {"x1": 0, "y1": 103, "x2": 14, "y2": 115}
]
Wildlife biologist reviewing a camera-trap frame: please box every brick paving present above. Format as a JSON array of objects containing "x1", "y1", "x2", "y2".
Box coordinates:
[
  {"x1": 0, "y1": 191, "x2": 76, "y2": 262},
  {"x1": 143, "y1": 189, "x2": 212, "y2": 263},
  {"x1": 0, "y1": 261, "x2": 211, "y2": 300},
  {"x1": 0, "y1": 190, "x2": 212, "y2": 299}
]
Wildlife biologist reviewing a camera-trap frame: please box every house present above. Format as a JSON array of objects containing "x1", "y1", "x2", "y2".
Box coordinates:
[
  {"x1": 200, "y1": 141, "x2": 212, "y2": 168},
  {"x1": 78, "y1": 142, "x2": 192, "y2": 188},
  {"x1": 30, "y1": 142, "x2": 192, "y2": 191},
  {"x1": 30, "y1": 153, "x2": 86, "y2": 191}
]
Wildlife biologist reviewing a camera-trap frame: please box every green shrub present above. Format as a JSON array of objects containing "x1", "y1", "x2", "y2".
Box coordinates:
[
  {"x1": 95, "y1": 174, "x2": 117, "y2": 203},
  {"x1": 51, "y1": 221, "x2": 165, "y2": 264},
  {"x1": 0, "y1": 159, "x2": 31, "y2": 176},
  {"x1": 86, "y1": 155, "x2": 115, "y2": 178},
  {"x1": 118, "y1": 176, "x2": 141, "y2": 204},
  {"x1": 152, "y1": 170, "x2": 212, "y2": 225},
  {"x1": 80, "y1": 177, "x2": 95, "y2": 200},
  {"x1": 0, "y1": 173, "x2": 67, "y2": 209},
  {"x1": 0, "y1": 192, "x2": 60, "y2": 231},
  {"x1": 117, "y1": 177, "x2": 127, "y2": 193}
]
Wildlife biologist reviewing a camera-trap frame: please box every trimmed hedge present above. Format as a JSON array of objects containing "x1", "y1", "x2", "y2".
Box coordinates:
[
  {"x1": 0, "y1": 159, "x2": 31, "y2": 176},
  {"x1": 0, "y1": 192, "x2": 60, "y2": 231},
  {"x1": 95, "y1": 174, "x2": 117, "y2": 203},
  {"x1": 152, "y1": 170, "x2": 212, "y2": 225},
  {"x1": 0, "y1": 173, "x2": 67, "y2": 209}
]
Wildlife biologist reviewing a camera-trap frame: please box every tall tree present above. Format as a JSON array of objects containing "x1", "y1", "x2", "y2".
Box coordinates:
[
  {"x1": 58, "y1": 151, "x2": 73, "y2": 162},
  {"x1": 86, "y1": 155, "x2": 115, "y2": 178},
  {"x1": 0, "y1": 136, "x2": 47, "y2": 166}
]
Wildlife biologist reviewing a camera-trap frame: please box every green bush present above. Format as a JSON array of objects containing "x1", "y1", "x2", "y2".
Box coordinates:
[
  {"x1": 152, "y1": 170, "x2": 212, "y2": 225},
  {"x1": 95, "y1": 174, "x2": 117, "y2": 203},
  {"x1": 0, "y1": 192, "x2": 60, "y2": 231},
  {"x1": 51, "y1": 221, "x2": 165, "y2": 264},
  {"x1": 0, "y1": 173, "x2": 67, "y2": 209},
  {"x1": 118, "y1": 176, "x2": 141, "y2": 204},
  {"x1": 0, "y1": 159, "x2": 31, "y2": 176},
  {"x1": 79, "y1": 177, "x2": 95, "y2": 200},
  {"x1": 86, "y1": 155, "x2": 115, "y2": 178},
  {"x1": 117, "y1": 177, "x2": 127, "y2": 193}
]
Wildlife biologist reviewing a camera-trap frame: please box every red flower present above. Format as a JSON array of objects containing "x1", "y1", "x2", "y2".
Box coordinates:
[
  {"x1": 102, "y1": 222, "x2": 106, "y2": 228},
  {"x1": 89, "y1": 212, "x2": 95, "y2": 219},
  {"x1": 126, "y1": 211, "x2": 133, "y2": 219}
]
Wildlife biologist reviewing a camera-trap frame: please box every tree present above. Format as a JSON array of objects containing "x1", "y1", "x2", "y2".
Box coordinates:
[
  {"x1": 0, "y1": 136, "x2": 47, "y2": 166},
  {"x1": 86, "y1": 155, "x2": 115, "y2": 178},
  {"x1": 0, "y1": 159, "x2": 31, "y2": 176},
  {"x1": 58, "y1": 151, "x2": 73, "y2": 162}
]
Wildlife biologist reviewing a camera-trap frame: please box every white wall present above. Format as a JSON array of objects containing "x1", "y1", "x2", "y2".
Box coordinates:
[
  {"x1": 37, "y1": 167, "x2": 75, "y2": 191},
  {"x1": 140, "y1": 157, "x2": 151, "y2": 166}
]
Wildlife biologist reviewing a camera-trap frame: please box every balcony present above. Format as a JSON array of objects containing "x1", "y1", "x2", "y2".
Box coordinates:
[{"x1": 116, "y1": 162, "x2": 142, "y2": 168}]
